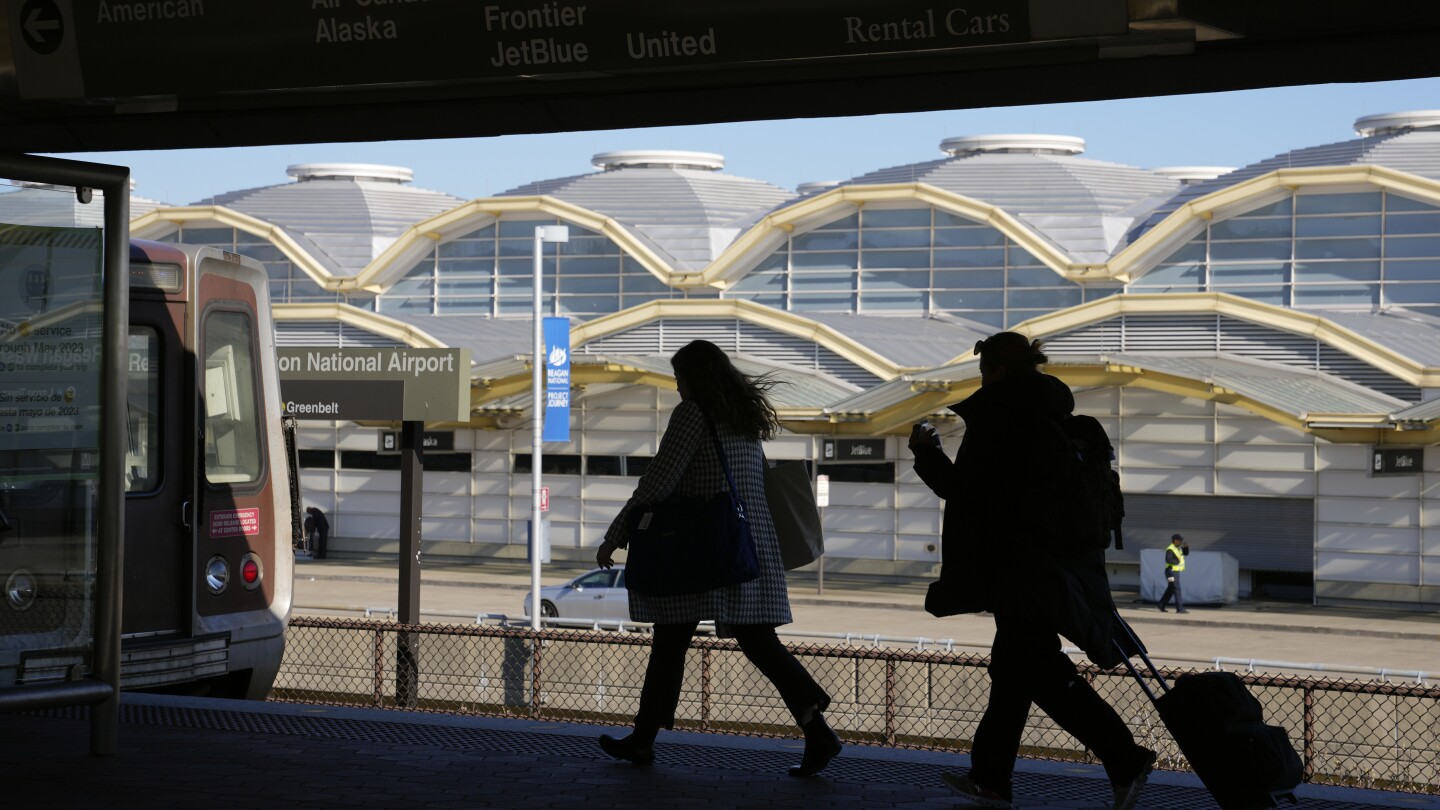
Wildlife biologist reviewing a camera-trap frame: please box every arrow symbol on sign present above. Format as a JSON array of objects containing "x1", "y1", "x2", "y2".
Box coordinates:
[{"x1": 25, "y1": 8, "x2": 59, "y2": 43}]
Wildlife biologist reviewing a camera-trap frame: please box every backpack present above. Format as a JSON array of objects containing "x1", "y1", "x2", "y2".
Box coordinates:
[{"x1": 1043, "y1": 413, "x2": 1125, "y2": 552}]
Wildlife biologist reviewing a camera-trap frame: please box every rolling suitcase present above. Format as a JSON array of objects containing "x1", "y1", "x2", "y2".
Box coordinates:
[{"x1": 1113, "y1": 615, "x2": 1302, "y2": 809}]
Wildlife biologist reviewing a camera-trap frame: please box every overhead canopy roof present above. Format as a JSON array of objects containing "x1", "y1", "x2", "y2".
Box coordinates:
[{"x1": 4, "y1": 2, "x2": 1440, "y2": 153}]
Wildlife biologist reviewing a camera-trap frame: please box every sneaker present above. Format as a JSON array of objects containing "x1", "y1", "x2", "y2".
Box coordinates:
[
  {"x1": 941, "y1": 771, "x2": 1013, "y2": 808},
  {"x1": 1176, "y1": 608, "x2": 1189, "y2": 614},
  {"x1": 1111, "y1": 748, "x2": 1156, "y2": 810}
]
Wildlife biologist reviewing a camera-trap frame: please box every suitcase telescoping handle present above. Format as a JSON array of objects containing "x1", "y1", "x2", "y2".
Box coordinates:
[{"x1": 1112, "y1": 610, "x2": 1171, "y2": 704}]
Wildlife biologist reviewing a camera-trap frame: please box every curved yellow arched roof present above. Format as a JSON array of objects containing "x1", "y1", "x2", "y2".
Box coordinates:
[
  {"x1": 131, "y1": 206, "x2": 344, "y2": 289},
  {"x1": 964, "y1": 292, "x2": 1440, "y2": 387},
  {"x1": 570, "y1": 298, "x2": 906, "y2": 380},
  {"x1": 1113, "y1": 165, "x2": 1440, "y2": 282},
  {"x1": 355, "y1": 196, "x2": 687, "y2": 292},
  {"x1": 700, "y1": 182, "x2": 1109, "y2": 287},
  {"x1": 271, "y1": 303, "x2": 449, "y2": 349}
]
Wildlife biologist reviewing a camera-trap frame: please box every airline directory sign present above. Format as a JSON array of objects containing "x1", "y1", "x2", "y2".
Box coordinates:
[
  {"x1": 0, "y1": 224, "x2": 103, "y2": 452},
  {"x1": 3, "y1": 0, "x2": 1127, "y2": 100}
]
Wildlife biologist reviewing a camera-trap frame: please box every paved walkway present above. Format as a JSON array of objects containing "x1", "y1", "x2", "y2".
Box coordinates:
[{"x1": 7, "y1": 692, "x2": 1439, "y2": 809}]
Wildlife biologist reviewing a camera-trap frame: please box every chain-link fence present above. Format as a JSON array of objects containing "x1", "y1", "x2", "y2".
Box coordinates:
[{"x1": 274, "y1": 616, "x2": 1440, "y2": 794}]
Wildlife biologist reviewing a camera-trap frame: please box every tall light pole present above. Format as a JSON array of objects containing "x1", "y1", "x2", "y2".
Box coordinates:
[{"x1": 532, "y1": 224, "x2": 568, "y2": 630}]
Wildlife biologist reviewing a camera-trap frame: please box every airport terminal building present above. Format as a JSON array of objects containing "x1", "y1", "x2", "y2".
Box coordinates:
[{"x1": 15, "y1": 111, "x2": 1440, "y2": 610}]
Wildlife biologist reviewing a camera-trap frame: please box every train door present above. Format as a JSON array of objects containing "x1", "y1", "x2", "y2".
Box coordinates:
[
  {"x1": 193, "y1": 253, "x2": 278, "y2": 622},
  {"x1": 123, "y1": 245, "x2": 194, "y2": 638}
]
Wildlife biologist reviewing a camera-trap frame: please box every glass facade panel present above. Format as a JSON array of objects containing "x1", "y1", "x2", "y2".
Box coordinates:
[
  {"x1": 498, "y1": 218, "x2": 558, "y2": 237},
  {"x1": 1215, "y1": 286, "x2": 1288, "y2": 305},
  {"x1": 438, "y1": 297, "x2": 492, "y2": 313},
  {"x1": 1211, "y1": 262, "x2": 1289, "y2": 284},
  {"x1": 1293, "y1": 237, "x2": 1380, "y2": 260},
  {"x1": 1295, "y1": 215, "x2": 1380, "y2": 238},
  {"x1": 1007, "y1": 267, "x2": 1063, "y2": 287},
  {"x1": 438, "y1": 278, "x2": 493, "y2": 295},
  {"x1": 1008, "y1": 288, "x2": 1082, "y2": 309},
  {"x1": 861, "y1": 228, "x2": 930, "y2": 249},
  {"x1": 1293, "y1": 285, "x2": 1379, "y2": 306},
  {"x1": 1212, "y1": 217, "x2": 1293, "y2": 240},
  {"x1": 792, "y1": 230, "x2": 858, "y2": 251},
  {"x1": 1383, "y1": 260, "x2": 1440, "y2": 281},
  {"x1": 1385, "y1": 193, "x2": 1436, "y2": 212},
  {"x1": 497, "y1": 238, "x2": 535, "y2": 258},
  {"x1": 792, "y1": 251, "x2": 858, "y2": 270},
  {"x1": 1238, "y1": 198, "x2": 1294, "y2": 218},
  {"x1": 561, "y1": 275, "x2": 620, "y2": 294},
  {"x1": 814, "y1": 213, "x2": 859, "y2": 230},
  {"x1": 1383, "y1": 235, "x2": 1440, "y2": 259},
  {"x1": 1293, "y1": 261, "x2": 1380, "y2": 283},
  {"x1": 557, "y1": 255, "x2": 620, "y2": 275},
  {"x1": 934, "y1": 268, "x2": 1004, "y2": 288},
  {"x1": 1294, "y1": 192, "x2": 1381, "y2": 215},
  {"x1": 863, "y1": 208, "x2": 931, "y2": 227},
  {"x1": 861, "y1": 270, "x2": 929, "y2": 290},
  {"x1": 1131, "y1": 261, "x2": 1202, "y2": 288},
  {"x1": 1384, "y1": 212, "x2": 1440, "y2": 235},
  {"x1": 933, "y1": 226, "x2": 1005, "y2": 247},
  {"x1": 861, "y1": 249, "x2": 929, "y2": 268},
  {"x1": 561, "y1": 235, "x2": 620, "y2": 255},
  {"x1": 862, "y1": 290, "x2": 926, "y2": 310},
  {"x1": 439, "y1": 238, "x2": 495, "y2": 258},
  {"x1": 791, "y1": 292, "x2": 854, "y2": 311},
  {"x1": 1210, "y1": 241, "x2": 1293, "y2": 262},
  {"x1": 560, "y1": 295, "x2": 619, "y2": 315},
  {"x1": 1384, "y1": 282, "x2": 1440, "y2": 305},
  {"x1": 437, "y1": 258, "x2": 491, "y2": 275},
  {"x1": 933, "y1": 247, "x2": 1005, "y2": 268},
  {"x1": 731, "y1": 271, "x2": 786, "y2": 292},
  {"x1": 791, "y1": 271, "x2": 854, "y2": 290},
  {"x1": 934, "y1": 289, "x2": 1005, "y2": 309},
  {"x1": 179, "y1": 226, "x2": 235, "y2": 245}
]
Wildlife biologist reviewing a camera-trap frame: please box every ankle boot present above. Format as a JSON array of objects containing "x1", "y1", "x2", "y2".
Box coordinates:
[
  {"x1": 598, "y1": 726, "x2": 656, "y2": 766},
  {"x1": 788, "y1": 712, "x2": 842, "y2": 777}
]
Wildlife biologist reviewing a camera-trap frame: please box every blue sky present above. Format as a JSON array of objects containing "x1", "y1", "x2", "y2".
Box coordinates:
[{"x1": 53, "y1": 77, "x2": 1440, "y2": 206}]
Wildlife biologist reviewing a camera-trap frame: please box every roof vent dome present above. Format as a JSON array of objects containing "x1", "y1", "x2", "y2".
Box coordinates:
[
  {"x1": 591, "y1": 150, "x2": 725, "y2": 171},
  {"x1": 287, "y1": 163, "x2": 414, "y2": 183},
  {"x1": 1353, "y1": 111, "x2": 1440, "y2": 137},
  {"x1": 940, "y1": 134, "x2": 1085, "y2": 156},
  {"x1": 796, "y1": 180, "x2": 841, "y2": 194},
  {"x1": 1150, "y1": 166, "x2": 1235, "y2": 184}
]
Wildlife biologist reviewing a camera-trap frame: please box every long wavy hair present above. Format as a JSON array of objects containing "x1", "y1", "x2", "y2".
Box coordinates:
[{"x1": 670, "y1": 340, "x2": 781, "y2": 441}]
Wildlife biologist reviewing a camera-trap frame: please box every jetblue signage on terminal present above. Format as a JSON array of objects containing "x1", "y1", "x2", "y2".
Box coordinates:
[
  {"x1": 1371, "y1": 447, "x2": 1423, "y2": 476},
  {"x1": 3, "y1": 0, "x2": 1126, "y2": 100},
  {"x1": 277, "y1": 348, "x2": 470, "y2": 422},
  {"x1": 823, "y1": 438, "x2": 887, "y2": 461}
]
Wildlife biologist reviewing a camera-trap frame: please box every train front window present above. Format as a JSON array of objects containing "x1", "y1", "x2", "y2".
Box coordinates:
[
  {"x1": 202, "y1": 310, "x2": 264, "y2": 485},
  {"x1": 125, "y1": 327, "x2": 161, "y2": 492}
]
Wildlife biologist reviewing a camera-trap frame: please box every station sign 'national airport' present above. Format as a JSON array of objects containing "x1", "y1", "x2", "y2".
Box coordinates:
[
  {"x1": 277, "y1": 347, "x2": 470, "y2": 422},
  {"x1": 7, "y1": 0, "x2": 1127, "y2": 100}
]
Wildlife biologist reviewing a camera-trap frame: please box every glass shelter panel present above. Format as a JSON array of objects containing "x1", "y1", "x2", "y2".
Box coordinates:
[{"x1": 0, "y1": 213, "x2": 106, "y2": 688}]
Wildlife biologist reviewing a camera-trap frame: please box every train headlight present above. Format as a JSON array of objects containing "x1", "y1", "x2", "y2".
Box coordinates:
[
  {"x1": 5, "y1": 569, "x2": 36, "y2": 611},
  {"x1": 205, "y1": 556, "x2": 230, "y2": 594},
  {"x1": 239, "y1": 553, "x2": 263, "y2": 591}
]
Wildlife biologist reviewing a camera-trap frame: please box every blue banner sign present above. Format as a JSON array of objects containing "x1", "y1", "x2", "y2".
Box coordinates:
[{"x1": 543, "y1": 317, "x2": 571, "y2": 442}]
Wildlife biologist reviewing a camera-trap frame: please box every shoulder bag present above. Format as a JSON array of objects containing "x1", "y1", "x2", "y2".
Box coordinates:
[{"x1": 624, "y1": 412, "x2": 761, "y2": 597}]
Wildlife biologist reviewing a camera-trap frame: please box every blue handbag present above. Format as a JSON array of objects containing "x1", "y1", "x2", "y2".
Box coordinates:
[{"x1": 624, "y1": 413, "x2": 760, "y2": 597}]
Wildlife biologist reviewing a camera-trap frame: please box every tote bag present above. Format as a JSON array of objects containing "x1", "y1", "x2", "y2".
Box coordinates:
[
  {"x1": 624, "y1": 414, "x2": 760, "y2": 597},
  {"x1": 764, "y1": 460, "x2": 824, "y2": 570}
]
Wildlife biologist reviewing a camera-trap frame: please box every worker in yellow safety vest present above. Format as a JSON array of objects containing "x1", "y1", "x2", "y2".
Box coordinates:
[{"x1": 1158, "y1": 533, "x2": 1189, "y2": 613}]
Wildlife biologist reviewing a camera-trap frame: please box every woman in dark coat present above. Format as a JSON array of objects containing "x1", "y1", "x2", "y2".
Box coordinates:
[
  {"x1": 595, "y1": 339, "x2": 841, "y2": 776},
  {"x1": 910, "y1": 332, "x2": 1154, "y2": 810}
]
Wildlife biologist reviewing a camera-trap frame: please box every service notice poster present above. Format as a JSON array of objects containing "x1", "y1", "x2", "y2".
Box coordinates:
[{"x1": 0, "y1": 224, "x2": 104, "y2": 453}]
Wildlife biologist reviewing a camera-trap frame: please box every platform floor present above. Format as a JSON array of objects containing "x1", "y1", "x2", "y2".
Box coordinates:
[{"x1": 5, "y1": 693, "x2": 1438, "y2": 809}]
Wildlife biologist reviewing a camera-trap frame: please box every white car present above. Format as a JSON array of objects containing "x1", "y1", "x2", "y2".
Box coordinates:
[{"x1": 523, "y1": 567, "x2": 630, "y2": 622}]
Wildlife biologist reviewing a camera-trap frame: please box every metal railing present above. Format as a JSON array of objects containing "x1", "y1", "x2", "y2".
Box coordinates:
[{"x1": 273, "y1": 616, "x2": 1440, "y2": 795}]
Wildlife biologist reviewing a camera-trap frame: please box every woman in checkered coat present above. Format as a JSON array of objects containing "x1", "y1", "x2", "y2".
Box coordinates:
[{"x1": 595, "y1": 339, "x2": 841, "y2": 777}]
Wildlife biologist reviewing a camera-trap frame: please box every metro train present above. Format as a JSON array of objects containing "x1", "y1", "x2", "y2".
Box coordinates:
[{"x1": 0, "y1": 239, "x2": 297, "y2": 699}]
